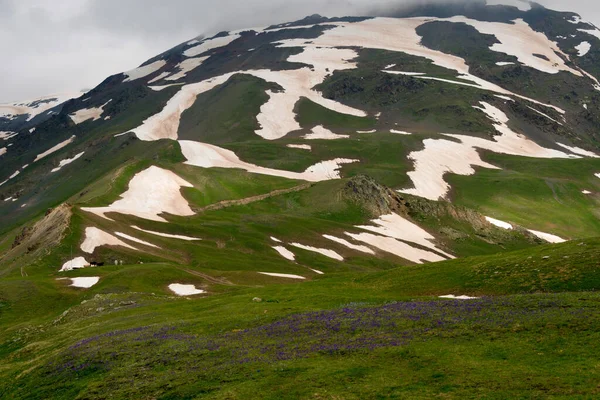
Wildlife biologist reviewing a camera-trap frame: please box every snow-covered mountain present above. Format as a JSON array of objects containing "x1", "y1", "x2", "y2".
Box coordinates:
[{"x1": 2, "y1": 1, "x2": 600, "y2": 397}]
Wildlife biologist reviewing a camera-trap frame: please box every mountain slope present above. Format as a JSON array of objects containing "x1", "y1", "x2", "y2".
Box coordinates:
[{"x1": 1, "y1": 1, "x2": 600, "y2": 398}]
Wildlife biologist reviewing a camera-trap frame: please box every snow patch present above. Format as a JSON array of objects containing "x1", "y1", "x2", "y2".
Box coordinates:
[
  {"x1": 556, "y1": 143, "x2": 599, "y2": 158},
  {"x1": 578, "y1": 28, "x2": 600, "y2": 41},
  {"x1": 148, "y1": 71, "x2": 172, "y2": 84},
  {"x1": 123, "y1": 60, "x2": 167, "y2": 82},
  {"x1": 390, "y1": 129, "x2": 412, "y2": 135},
  {"x1": 357, "y1": 129, "x2": 376, "y2": 134},
  {"x1": 184, "y1": 34, "x2": 241, "y2": 57},
  {"x1": 60, "y1": 257, "x2": 90, "y2": 272},
  {"x1": 323, "y1": 234, "x2": 375, "y2": 255},
  {"x1": 293, "y1": 17, "x2": 564, "y2": 113},
  {"x1": 0, "y1": 131, "x2": 18, "y2": 140},
  {"x1": 445, "y1": 17, "x2": 578, "y2": 76},
  {"x1": 148, "y1": 83, "x2": 185, "y2": 91},
  {"x1": 496, "y1": 61, "x2": 515, "y2": 66},
  {"x1": 383, "y1": 70, "x2": 426, "y2": 76},
  {"x1": 575, "y1": 41, "x2": 591, "y2": 56},
  {"x1": 346, "y1": 232, "x2": 447, "y2": 263},
  {"x1": 401, "y1": 102, "x2": 573, "y2": 200},
  {"x1": 258, "y1": 272, "x2": 305, "y2": 280},
  {"x1": 180, "y1": 140, "x2": 357, "y2": 182},
  {"x1": 287, "y1": 144, "x2": 312, "y2": 151},
  {"x1": 51, "y1": 152, "x2": 85, "y2": 173},
  {"x1": 81, "y1": 227, "x2": 138, "y2": 254},
  {"x1": 528, "y1": 230, "x2": 566, "y2": 244},
  {"x1": 303, "y1": 125, "x2": 349, "y2": 140},
  {"x1": 485, "y1": 216, "x2": 513, "y2": 230},
  {"x1": 165, "y1": 56, "x2": 210, "y2": 81},
  {"x1": 290, "y1": 243, "x2": 344, "y2": 261},
  {"x1": 0, "y1": 93, "x2": 79, "y2": 121},
  {"x1": 356, "y1": 213, "x2": 454, "y2": 259},
  {"x1": 273, "y1": 246, "x2": 296, "y2": 261},
  {"x1": 81, "y1": 166, "x2": 194, "y2": 223},
  {"x1": 115, "y1": 232, "x2": 160, "y2": 249},
  {"x1": 439, "y1": 295, "x2": 480, "y2": 300},
  {"x1": 0, "y1": 170, "x2": 20, "y2": 187},
  {"x1": 169, "y1": 284, "x2": 205, "y2": 296},
  {"x1": 132, "y1": 226, "x2": 201, "y2": 241},
  {"x1": 70, "y1": 277, "x2": 100, "y2": 289},
  {"x1": 582, "y1": 190, "x2": 592, "y2": 195},
  {"x1": 34, "y1": 136, "x2": 76, "y2": 162},
  {"x1": 70, "y1": 100, "x2": 111, "y2": 124}
]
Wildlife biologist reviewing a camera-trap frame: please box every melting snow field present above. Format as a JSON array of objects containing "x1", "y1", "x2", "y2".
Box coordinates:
[
  {"x1": 556, "y1": 143, "x2": 599, "y2": 158},
  {"x1": 439, "y1": 295, "x2": 480, "y2": 300},
  {"x1": 132, "y1": 226, "x2": 201, "y2": 241},
  {"x1": 81, "y1": 227, "x2": 138, "y2": 254},
  {"x1": 82, "y1": 166, "x2": 195, "y2": 222},
  {"x1": 483, "y1": 216, "x2": 566, "y2": 244},
  {"x1": 169, "y1": 284, "x2": 205, "y2": 296},
  {"x1": 346, "y1": 232, "x2": 447, "y2": 263},
  {"x1": 290, "y1": 243, "x2": 344, "y2": 261},
  {"x1": 70, "y1": 100, "x2": 111, "y2": 124},
  {"x1": 446, "y1": 17, "x2": 577, "y2": 75},
  {"x1": 338, "y1": 212, "x2": 455, "y2": 264},
  {"x1": 34, "y1": 136, "x2": 76, "y2": 162},
  {"x1": 0, "y1": 170, "x2": 20, "y2": 187},
  {"x1": 259, "y1": 272, "x2": 306, "y2": 280},
  {"x1": 0, "y1": 93, "x2": 79, "y2": 121},
  {"x1": 578, "y1": 28, "x2": 600, "y2": 41},
  {"x1": 60, "y1": 257, "x2": 90, "y2": 272},
  {"x1": 115, "y1": 232, "x2": 160, "y2": 249},
  {"x1": 123, "y1": 60, "x2": 167, "y2": 82},
  {"x1": 401, "y1": 102, "x2": 575, "y2": 200},
  {"x1": 528, "y1": 230, "x2": 567, "y2": 244},
  {"x1": 165, "y1": 57, "x2": 210, "y2": 81},
  {"x1": 128, "y1": 46, "x2": 365, "y2": 142},
  {"x1": 486, "y1": 216, "x2": 513, "y2": 230},
  {"x1": 287, "y1": 144, "x2": 312, "y2": 151},
  {"x1": 357, "y1": 213, "x2": 455, "y2": 259},
  {"x1": 576, "y1": 41, "x2": 592, "y2": 57},
  {"x1": 184, "y1": 34, "x2": 241, "y2": 57},
  {"x1": 323, "y1": 235, "x2": 375, "y2": 255},
  {"x1": 70, "y1": 277, "x2": 100, "y2": 289},
  {"x1": 273, "y1": 246, "x2": 296, "y2": 261},
  {"x1": 390, "y1": 129, "x2": 412, "y2": 135},
  {"x1": 303, "y1": 125, "x2": 349, "y2": 140},
  {"x1": 51, "y1": 152, "x2": 85, "y2": 173},
  {"x1": 180, "y1": 140, "x2": 357, "y2": 182},
  {"x1": 283, "y1": 17, "x2": 565, "y2": 113}
]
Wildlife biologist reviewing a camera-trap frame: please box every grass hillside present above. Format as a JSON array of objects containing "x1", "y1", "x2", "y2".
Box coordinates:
[{"x1": 2, "y1": 3, "x2": 600, "y2": 398}]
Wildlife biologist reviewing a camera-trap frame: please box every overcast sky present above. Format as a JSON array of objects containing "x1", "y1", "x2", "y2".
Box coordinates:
[{"x1": 0, "y1": 0, "x2": 597, "y2": 103}]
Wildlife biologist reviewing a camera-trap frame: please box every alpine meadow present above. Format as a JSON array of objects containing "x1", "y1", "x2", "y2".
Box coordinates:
[{"x1": 1, "y1": 0, "x2": 600, "y2": 398}]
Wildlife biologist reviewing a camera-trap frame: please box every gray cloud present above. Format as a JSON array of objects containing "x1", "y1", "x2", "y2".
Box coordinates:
[{"x1": 0, "y1": 0, "x2": 598, "y2": 103}]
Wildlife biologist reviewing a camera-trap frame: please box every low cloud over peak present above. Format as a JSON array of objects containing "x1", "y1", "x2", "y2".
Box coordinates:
[{"x1": 0, "y1": 0, "x2": 597, "y2": 103}]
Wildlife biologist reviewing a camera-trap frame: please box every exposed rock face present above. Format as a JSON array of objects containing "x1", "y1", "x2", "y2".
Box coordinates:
[
  {"x1": 10, "y1": 204, "x2": 72, "y2": 254},
  {"x1": 342, "y1": 175, "x2": 409, "y2": 217},
  {"x1": 342, "y1": 175, "x2": 540, "y2": 245}
]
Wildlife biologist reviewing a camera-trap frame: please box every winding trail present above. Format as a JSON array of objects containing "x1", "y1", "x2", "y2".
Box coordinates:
[
  {"x1": 196, "y1": 183, "x2": 313, "y2": 213},
  {"x1": 178, "y1": 268, "x2": 236, "y2": 286}
]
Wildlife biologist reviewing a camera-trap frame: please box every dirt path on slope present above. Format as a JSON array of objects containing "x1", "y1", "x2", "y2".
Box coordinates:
[
  {"x1": 196, "y1": 183, "x2": 313, "y2": 213},
  {"x1": 178, "y1": 268, "x2": 237, "y2": 286}
]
